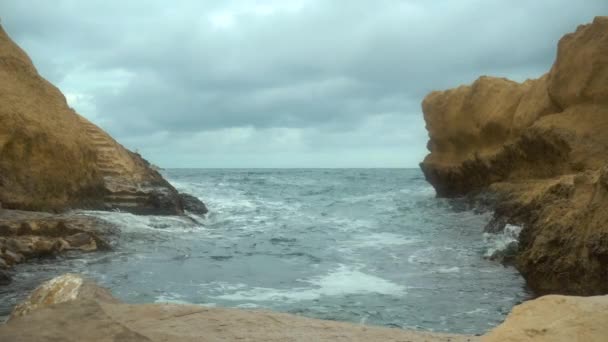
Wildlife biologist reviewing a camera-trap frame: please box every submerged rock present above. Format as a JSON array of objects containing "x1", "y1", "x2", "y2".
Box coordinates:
[{"x1": 420, "y1": 16, "x2": 608, "y2": 295}]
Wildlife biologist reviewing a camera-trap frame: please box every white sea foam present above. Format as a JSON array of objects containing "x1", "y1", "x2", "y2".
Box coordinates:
[
  {"x1": 407, "y1": 246, "x2": 458, "y2": 265},
  {"x1": 350, "y1": 233, "x2": 419, "y2": 248},
  {"x1": 154, "y1": 293, "x2": 191, "y2": 304},
  {"x1": 77, "y1": 210, "x2": 205, "y2": 234},
  {"x1": 214, "y1": 265, "x2": 406, "y2": 302},
  {"x1": 484, "y1": 224, "x2": 523, "y2": 259},
  {"x1": 437, "y1": 266, "x2": 460, "y2": 274}
]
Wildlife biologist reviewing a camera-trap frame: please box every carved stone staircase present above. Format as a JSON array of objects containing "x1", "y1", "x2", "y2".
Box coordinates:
[{"x1": 77, "y1": 116, "x2": 150, "y2": 211}]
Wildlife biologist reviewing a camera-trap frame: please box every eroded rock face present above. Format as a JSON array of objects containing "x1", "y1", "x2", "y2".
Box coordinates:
[
  {"x1": 420, "y1": 17, "x2": 608, "y2": 294},
  {"x1": 490, "y1": 168, "x2": 608, "y2": 295},
  {"x1": 0, "y1": 25, "x2": 189, "y2": 215}
]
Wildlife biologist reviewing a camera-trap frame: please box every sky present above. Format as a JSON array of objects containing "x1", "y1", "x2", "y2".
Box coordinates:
[{"x1": 1, "y1": 1, "x2": 606, "y2": 168}]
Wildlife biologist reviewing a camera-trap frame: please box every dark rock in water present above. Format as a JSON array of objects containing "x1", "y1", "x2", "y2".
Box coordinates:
[
  {"x1": 101, "y1": 178, "x2": 185, "y2": 216},
  {"x1": 179, "y1": 194, "x2": 208, "y2": 215},
  {"x1": 0, "y1": 270, "x2": 11, "y2": 285}
]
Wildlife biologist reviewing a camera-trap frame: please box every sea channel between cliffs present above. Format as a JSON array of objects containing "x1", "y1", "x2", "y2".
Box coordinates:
[{"x1": 0, "y1": 14, "x2": 607, "y2": 342}]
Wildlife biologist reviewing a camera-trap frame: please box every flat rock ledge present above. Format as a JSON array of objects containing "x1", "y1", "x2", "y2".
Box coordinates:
[
  {"x1": 2, "y1": 274, "x2": 608, "y2": 341},
  {"x1": 0, "y1": 210, "x2": 118, "y2": 284},
  {"x1": 1, "y1": 274, "x2": 475, "y2": 342}
]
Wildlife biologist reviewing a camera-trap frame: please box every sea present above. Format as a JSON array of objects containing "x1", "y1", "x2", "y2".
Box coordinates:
[{"x1": 0, "y1": 168, "x2": 530, "y2": 334}]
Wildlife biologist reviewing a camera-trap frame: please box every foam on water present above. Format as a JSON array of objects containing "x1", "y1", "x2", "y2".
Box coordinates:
[
  {"x1": 215, "y1": 265, "x2": 406, "y2": 302},
  {"x1": 78, "y1": 210, "x2": 205, "y2": 234},
  {"x1": 350, "y1": 233, "x2": 419, "y2": 248},
  {"x1": 155, "y1": 292, "x2": 191, "y2": 304},
  {"x1": 483, "y1": 224, "x2": 523, "y2": 259},
  {"x1": 437, "y1": 267, "x2": 460, "y2": 274}
]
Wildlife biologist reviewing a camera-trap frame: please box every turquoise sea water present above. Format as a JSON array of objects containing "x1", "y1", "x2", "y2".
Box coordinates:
[{"x1": 0, "y1": 169, "x2": 529, "y2": 334}]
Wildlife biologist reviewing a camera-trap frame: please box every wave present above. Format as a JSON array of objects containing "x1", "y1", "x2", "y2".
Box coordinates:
[
  {"x1": 483, "y1": 224, "x2": 523, "y2": 260},
  {"x1": 213, "y1": 265, "x2": 406, "y2": 302},
  {"x1": 348, "y1": 233, "x2": 419, "y2": 248}
]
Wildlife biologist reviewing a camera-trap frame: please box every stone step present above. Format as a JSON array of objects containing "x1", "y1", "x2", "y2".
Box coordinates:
[
  {"x1": 97, "y1": 165, "x2": 126, "y2": 171},
  {"x1": 97, "y1": 146, "x2": 116, "y2": 152},
  {"x1": 93, "y1": 142, "x2": 114, "y2": 149},
  {"x1": 104, "y1": 202, "x2": 139, "y2": 208},
  {"x1": 96, "y1": 158, "x2": 117, "y2": 164},
  {"x1": 89, "y1": 135, "x2": 106, "y2": 140},
  {"x1": 104, "y1": 195, "x2": 145, "y2": 203},
  {"x1": 97, "y1": 169, "x2": 124, "y2": 176}
]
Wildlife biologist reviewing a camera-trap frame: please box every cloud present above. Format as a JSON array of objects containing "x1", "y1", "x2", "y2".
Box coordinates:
[{"x1": 1, "y1": 0, "x2": 606, "y2": 167}]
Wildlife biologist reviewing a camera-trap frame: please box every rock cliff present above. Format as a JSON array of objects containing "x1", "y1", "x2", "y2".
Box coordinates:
[
  {"x1": 0, "y1": 24, "x2": 204, "y2": 215},
  {"x1": 420, "y1": 16, "x2": 608, "y2": 294}
]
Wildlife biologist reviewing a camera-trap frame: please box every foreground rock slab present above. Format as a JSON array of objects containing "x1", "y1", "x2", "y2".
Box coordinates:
[
  {"x1": 483, "y1": 295, "x2": 608, "y2": 342},
  {"x1": 0, "y1": 274, "x2": 476, "y2": 342},
  {"x1": 5, "y1": 274, "x2": 608, "y2": 342}
]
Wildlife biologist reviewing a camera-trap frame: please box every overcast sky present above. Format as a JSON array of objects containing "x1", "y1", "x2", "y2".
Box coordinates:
[{"x1": 1, "y1": 1, "x2": 606, "y2": 168}]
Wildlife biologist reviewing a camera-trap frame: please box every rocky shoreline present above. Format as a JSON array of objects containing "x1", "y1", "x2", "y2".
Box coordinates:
[
  {"x1": 0, "y1": 22, "x2": 208, "y2": 285},
  {"x1": 1, "y1": 11, "x2": 608, "y2": 342},
  {"x1": 0, "y1": 209, "x2": 119, "y2": 285},
  {"x1": 1, "y1": 274, "x2": 607, "y2": 341},
  {"x1": 420, "y1": 16, "x2": 608, "y2": 295}
]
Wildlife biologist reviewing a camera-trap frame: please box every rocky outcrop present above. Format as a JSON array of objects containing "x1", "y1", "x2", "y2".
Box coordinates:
[
  {"x1": 0, "y1": 274, "x2": 475, "y2": 342},
  {"x1": 178, "y1": 193, "x2": 209, "y2": 215},
  {"x1": 0, "y1": 209, "x2": 118, "y2": 284},
  {"x1": 0, "y1": 24, "x2": 206, "y2": 215},
  {"x1": 420, "y1": 17, "x2": 608, "y2": 294},
  {"x1": 9, "y1": 273, "x2": 119, "y2": 320}
]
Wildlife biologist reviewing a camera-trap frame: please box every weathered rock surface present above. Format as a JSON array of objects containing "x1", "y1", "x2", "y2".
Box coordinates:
[
  {"x1": 0, "y1": 24, "x2": 207, "y2": 215},
  {"x1": 483, "y1": 295, "x2": 608, "y2": 342},
  {"x1": 178, "y1": 193, "x2": 209, "y2": 215},
  {"x1": 420, "y1": 17, "x2": 608, "y2": 294},
  {"x1": 0, "y1": 274, "x2": 475, "y2": 342},
  {"x1": 5, "y1": 274, "x2": 608, "y2": 341},
  {"x1": 9, "y1": 273, "x2": 119, "y2": 320},
  {"x1": 0, "y1": 209, "x2": 118, "y2": 284}
]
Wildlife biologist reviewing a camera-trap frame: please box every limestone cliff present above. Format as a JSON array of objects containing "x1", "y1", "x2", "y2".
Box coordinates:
[
  {"x1": 420, "y1": 16, "x2": 608, "y2": 294},
  {"x1": 0, "y1": 25, "x2": 201, "y2": 215}
]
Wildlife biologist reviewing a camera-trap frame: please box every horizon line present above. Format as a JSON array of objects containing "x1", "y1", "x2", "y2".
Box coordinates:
[{"x1": 159, "y1": 167, "x2": 421, "y2": 169}]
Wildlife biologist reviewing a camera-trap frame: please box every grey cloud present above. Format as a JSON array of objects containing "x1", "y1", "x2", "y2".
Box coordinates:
[{"x1": 1, "y1": 0, "x2": 607, "y2": 167}]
